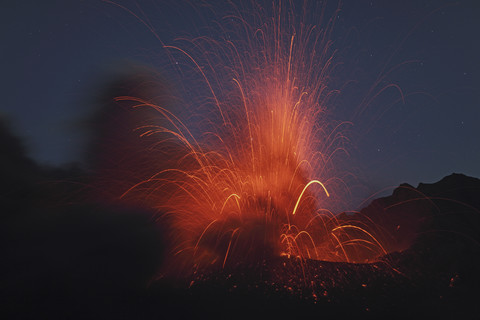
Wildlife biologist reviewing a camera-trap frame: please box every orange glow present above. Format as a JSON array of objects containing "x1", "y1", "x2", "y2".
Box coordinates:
[{"x1": 110, "y1": 1, "x2": 389, "y2": 275}]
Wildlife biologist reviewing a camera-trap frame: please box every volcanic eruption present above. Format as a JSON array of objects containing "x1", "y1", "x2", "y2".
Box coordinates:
[
  {"x1": 3, "y1": 1, "x2": 479, "y2": 318},
  {"x1": 94, "y1": 1, "x2": 392, "y2": 279}
]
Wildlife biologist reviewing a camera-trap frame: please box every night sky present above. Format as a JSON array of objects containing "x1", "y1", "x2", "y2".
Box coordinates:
[{"x1": 2, "y1": 0, "x2": 479, "y2": 206}]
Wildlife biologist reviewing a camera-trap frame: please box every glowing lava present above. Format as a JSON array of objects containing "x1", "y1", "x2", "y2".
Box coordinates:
[{"x1": 105, "y1": 1, "x2": 388, "y2": 274}]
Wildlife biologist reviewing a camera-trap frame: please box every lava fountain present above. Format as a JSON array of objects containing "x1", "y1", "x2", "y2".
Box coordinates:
[{"x1": 101, "y1": 0, "x2": 389, "y2": 275}]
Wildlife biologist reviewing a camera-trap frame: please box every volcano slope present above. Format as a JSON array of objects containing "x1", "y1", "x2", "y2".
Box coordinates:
[{"x1": 150, "y1": 173, "x2": 480, "y2": 318}]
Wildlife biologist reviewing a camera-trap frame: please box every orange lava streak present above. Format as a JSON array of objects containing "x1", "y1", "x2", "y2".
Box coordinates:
[{"x1": 291, "y1": 180, "x2": 330, "y2": 216}]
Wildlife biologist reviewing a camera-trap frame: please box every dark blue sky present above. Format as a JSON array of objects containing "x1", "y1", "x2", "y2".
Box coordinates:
[{"x1": 1, "y1": 0, "x2": 479, "y2": 200}]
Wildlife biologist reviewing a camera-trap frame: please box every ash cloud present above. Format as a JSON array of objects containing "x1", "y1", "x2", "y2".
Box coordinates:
[{"x1": 1, "y1": 78, "x2": 167, "y2": 318}]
